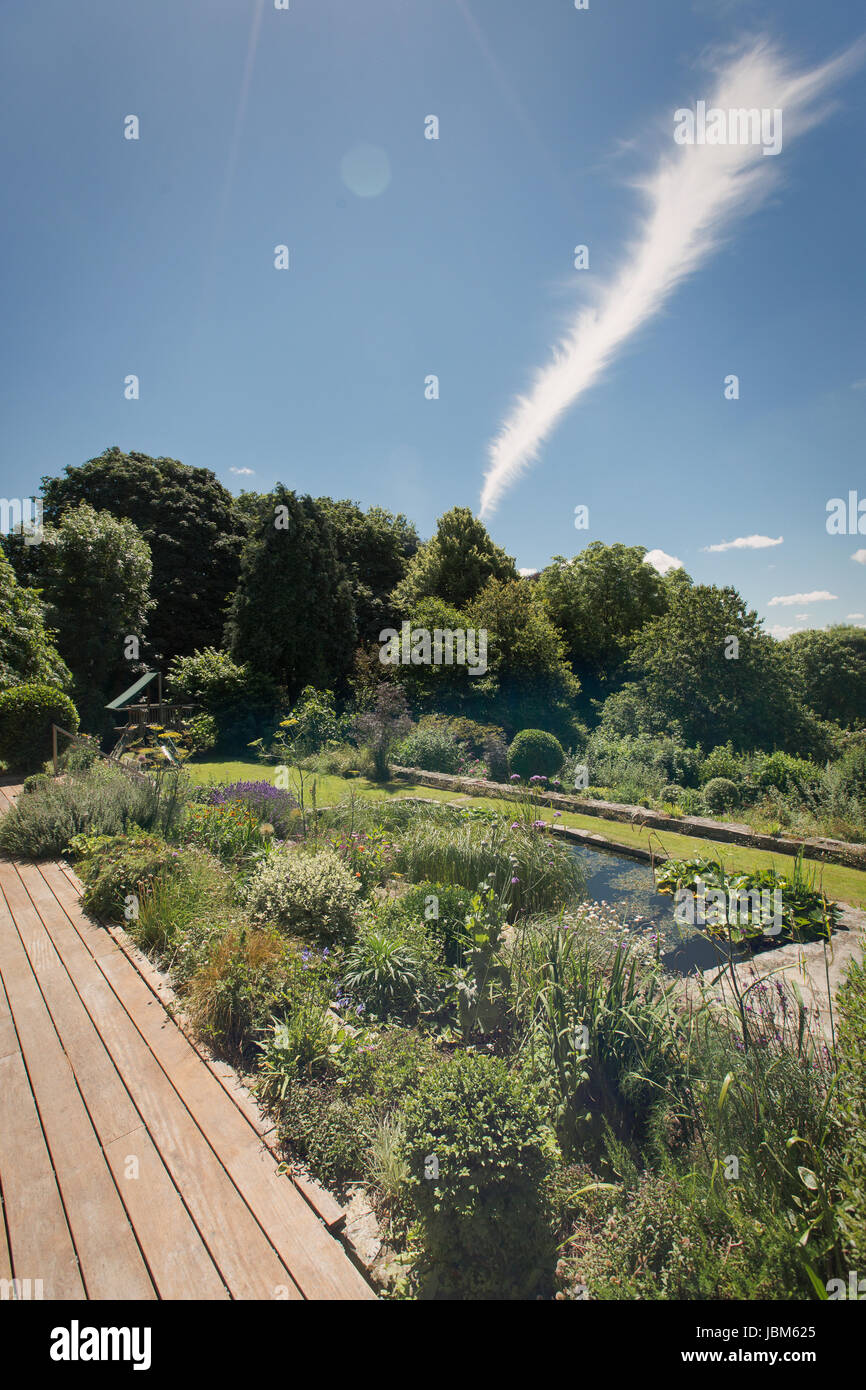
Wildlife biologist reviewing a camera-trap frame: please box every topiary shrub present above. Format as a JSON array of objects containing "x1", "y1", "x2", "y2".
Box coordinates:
[
  {"x1": 0, "y1": 683, "x2": 79, "y2": 773},
  {"x1": 702, "y1": 777, "x2": 741, "y2": 815},
  {"x1": 507, "y1": 728, "x2": 565, "y2": 781},
  {"x1": 400, "y1": 1051, "x2": 558, "y2": 1299},
  {"x1": 244, "y1": 845, "x2": 361, "y2": 940}
]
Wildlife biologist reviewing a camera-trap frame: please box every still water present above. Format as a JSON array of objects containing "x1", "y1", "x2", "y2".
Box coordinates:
[{"x1": 569, "y1": 842, "x2": 737, "y2": 975}]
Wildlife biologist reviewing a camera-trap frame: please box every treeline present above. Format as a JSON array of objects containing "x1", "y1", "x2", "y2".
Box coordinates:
[{"x1": 2, "y1": 445, "x2": 866, "y2": 757}]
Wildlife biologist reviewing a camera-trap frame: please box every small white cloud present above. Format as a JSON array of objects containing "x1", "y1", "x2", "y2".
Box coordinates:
[
  {"x1": 847, "y1": 612, "x2": 866, "y2": 622},
  {"x1": 230, "y1": 467, "x2": 255, "y2": 476},
  {"x1": 644, "y1": 548, "x2": 682, "y2": 576},
  {"x1": 768, "y1": 590, "x2": 837, "y2": 607},
  {"x1": 518, "y1": 567, "x2": 540, "y2": 579},
  {"x1": 853, "y1": 549, "x2": 866, "y2": 565},
  {"x1": 703, "y1": 534, "x2": 783, "y2": 553},
  {"x1": 768, "y1": 623, "x2": 800, "y2": 639},
  {"x1": 795, "y1": 613, "x2": 808, "y2": 620}
]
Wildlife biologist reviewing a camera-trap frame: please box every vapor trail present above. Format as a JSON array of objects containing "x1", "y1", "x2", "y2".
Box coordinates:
[{"x1": 479, "y1": 38, "x2": 864, "y2": 517}]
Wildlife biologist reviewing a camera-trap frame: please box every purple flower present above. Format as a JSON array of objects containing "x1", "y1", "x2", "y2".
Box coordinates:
[
  {"x1": 510, "y1": 774, "x2": 521, "y2": 783},
  {"x1": 511, "y1": 876, "x2": 520, "y2": 884}
]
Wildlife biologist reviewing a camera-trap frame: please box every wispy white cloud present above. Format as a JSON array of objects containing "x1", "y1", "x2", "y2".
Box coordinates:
[
  {"x1": 847, "y1": 612, "x2": 866, "y2": 621},
  {"x1": 644, "y1": 548, "x2": 683, "y2": 575},
  {"x1": 768, "y1": 623, "x2": 801, "y2": 639},
  {"x1": 795, "y1": 612, "x2": 809, "y2": 620},
  {"x1": 703, "y1": 534, "x2": 783, "y2": 552},
  {"x1": 768, "y1": 590, "x2": 837, "y2": 607},
  {"x1": 479, "y1": 37, "x2": 864, "y2": 517},
  {"x1": 853, "y1": 549, "x2": 866, "y2": 564},
  {"x1": 230, "y1": 467, "x2": 255, "y2": 476}
]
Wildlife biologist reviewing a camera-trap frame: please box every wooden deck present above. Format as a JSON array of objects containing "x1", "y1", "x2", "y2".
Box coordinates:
[{"x1": 0, "y1": 780, "x2": 375, "y2": 1301}]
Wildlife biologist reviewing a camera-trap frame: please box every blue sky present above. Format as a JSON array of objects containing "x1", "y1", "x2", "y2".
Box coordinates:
[{"x1": 1, "y1": 0, "x2": 864, "y2": 636}]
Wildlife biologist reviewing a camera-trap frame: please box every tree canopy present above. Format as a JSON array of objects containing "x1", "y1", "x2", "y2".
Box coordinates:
[
  {"x1": 781, "y1": 626, "x2": 866, "y2": 729},
  {"x1": 0, "y1": 544, "x2": 71, "y2": 693},
  {"x1": 225, "y1": 486, "x2": 356, "y2": 697},
  {"x1": 391, "y1": 507, "x2": 516, "y2": 611},
  {"x1": 40, "y1": 447, "x2": 246, "y2": 662},
  {"x1": 34, "y1": 504, "x2": 154, "y2": 731}
]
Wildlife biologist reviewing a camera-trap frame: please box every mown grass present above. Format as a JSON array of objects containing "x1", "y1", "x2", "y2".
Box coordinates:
[{"x1": 187, "y1": 758, "x2": 866, "y2": 908}]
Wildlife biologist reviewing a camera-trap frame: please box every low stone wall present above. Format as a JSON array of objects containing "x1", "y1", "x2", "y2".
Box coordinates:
[{"x1": 390, "y1": 766, "x2": 866, "y2": 870}]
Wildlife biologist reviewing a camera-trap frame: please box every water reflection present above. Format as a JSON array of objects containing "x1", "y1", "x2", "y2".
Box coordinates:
[{"x1": 569, "y1": 843, "x2": 737, "y2": 976}]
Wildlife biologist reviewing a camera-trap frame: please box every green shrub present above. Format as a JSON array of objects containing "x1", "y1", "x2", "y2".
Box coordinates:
[
  {"x1": 244, "y1": 845, "x2": 361, "y2": 940},
  {"x1": 0, "y1": 683, "x2": 79, "y2": 772},
  {"x1": 22, "y1": 772, "x2": 52, "y2": 795},
  {"x1": 755, "y1": 751, "x2": 822, "y2": 797},
  {"x1": 0, "y1": 764, "x2": 188, "y2": 859},
  {"x1": 78, "y1": 831, "x2": 182, "y2": 921},
  {"x1": 702, "y1": 776, "x2": 740, "y2": 814},
  {"x1": 660, "y1": 782, "x2": 685, "y2": 805},
  {"x1": 394, "y1": 725, "x2": 462, "y2": 774},
  {"x1": 508, "y1": 728, "x2": 565, "y2": 780},
  {"x1": 400, "y1": 1052, "x2": 558, "y2": 1298},
  {"x1": 380, "y1": 881, "x2": 474, "y2": 966},
  {"x1": 266, "y1": 1081, "x2": 366, "y2": 1188},
  {"x1": 699, "y1": 744, "x2": 742, "y2": 786},
  {"x1": 185, "y1": 712, "x2": 218, "y2": 754},
  {"x1": 834, "y1": 744, "x2": 866, "y2": 805},
  {"x1": 185, "y1": 925, "x2": 292, "y2": 1061},
  {"x1": 167, "y1": 647, "x2": 279, "y2": 751},
  {"x1": 343, "y1": 919, "x2": 442, "y2": 1022},
  {"x1": 482, "y1": 732, "x2": 509, "y2": 783}
]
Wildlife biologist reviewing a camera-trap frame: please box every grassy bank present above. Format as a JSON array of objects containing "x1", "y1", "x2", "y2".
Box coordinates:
[{"x1": 188, "y1": 758, "x2": 866, "y2": 909}]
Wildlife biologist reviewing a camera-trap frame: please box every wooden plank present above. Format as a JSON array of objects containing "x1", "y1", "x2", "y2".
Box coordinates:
[
  {"x1": 46, "y1": 864, "x2": 355, "y2": 1248},
  {"x1": 42, "y1": 863, "x2": 372, "y2": 1298},
  {"x1": 95, "y1": 908, "x2": 345, "y2": 1231},
  {"x1": 5, "y1": 865, "x2": 141, "y2": 1148},
  {"x1": 0, "y1": 871, "x2": 155, "y2": 1301},
  {"x1": 10, "y1": 866, "x2": 230, "y2": 1302},
  {"x1": 102, "y1": 1127, "x2": 230, "y2": 1302},
  {"x1": 19, "y1": 879, "x2": 303, "y2": 1300},
  {"x1": 0, "y1": 982, "x2": 85, "y2": 1300},
  {"x1": 97, "y1": 948, "x2": 374, "y2": 1300}
]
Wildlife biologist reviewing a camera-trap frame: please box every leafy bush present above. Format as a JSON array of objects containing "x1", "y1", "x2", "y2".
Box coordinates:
[
  {"x1": 185, "y1": 712, "x2": 218, "y2": 754},
  {"x1": 183, "y1": 799, "x2": 271, "y2": 861},
  {"x1": 483, "y1": 731, "x2": 509, "y2": 783},
  {"x1": 78, "y1": 831, "x2": 182, "y2": 921},
  {"x1": 0, "y1": 683, "x2": 79, "y2": 772},
  {"x1": 834, "y1": 743, "x2": 866, "y2": 805},
  {"x1": 508, "y1": 728, "x2": 565, "y2": 780},
  {"x1": 660, "y1": 782, "x2": 685, "y2": 805},
  {"x1": 265, "y1": 1080, "x2": 366, "y2": 1188},
  {"x1": 699, "y1": 744, "x2": 742, "y2": 786},
  {"x1": 185, "y1": 925, "x2": 292, "y2": 1062},
  {"x1": 167, "y1": 647, "x2": 279, "y2": 751},
  {"x1": 702, "y1": 777, "x2": 740, "y2": 814},
  {"x1": 244, "y1": 845, "x2": 361, "y2": 939},
  {"x1": 400, "y1": 1052, "x2": 558, "y2": 1298},
  {"x1": 275, "y1": 686, "x2": 349, "y2": 756},
  {"x1": 378, "y1": 881, "x2": 474, "y2": 966},
  {"x1": 755, "y1": 751, "x2": 822, "y2": 797},
  {"x1": 0, "y1": 764, "x2": 188, "y2": 859},
  {"x1": 394, "y1": 724, "x2": 462, "y2": 774},
  {"x1": 22, "y1": 772, "x2": 52, "y2": 795}
]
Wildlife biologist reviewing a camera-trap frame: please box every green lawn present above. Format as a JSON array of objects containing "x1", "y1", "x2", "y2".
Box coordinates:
[{"x1": 188, "y1": 757, "x2": 866, "y2": 910}]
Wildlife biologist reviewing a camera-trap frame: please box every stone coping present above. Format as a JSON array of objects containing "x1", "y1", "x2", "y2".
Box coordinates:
[{"x1": 390, "y1": 766, "x2": 866, "y2": 870}]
